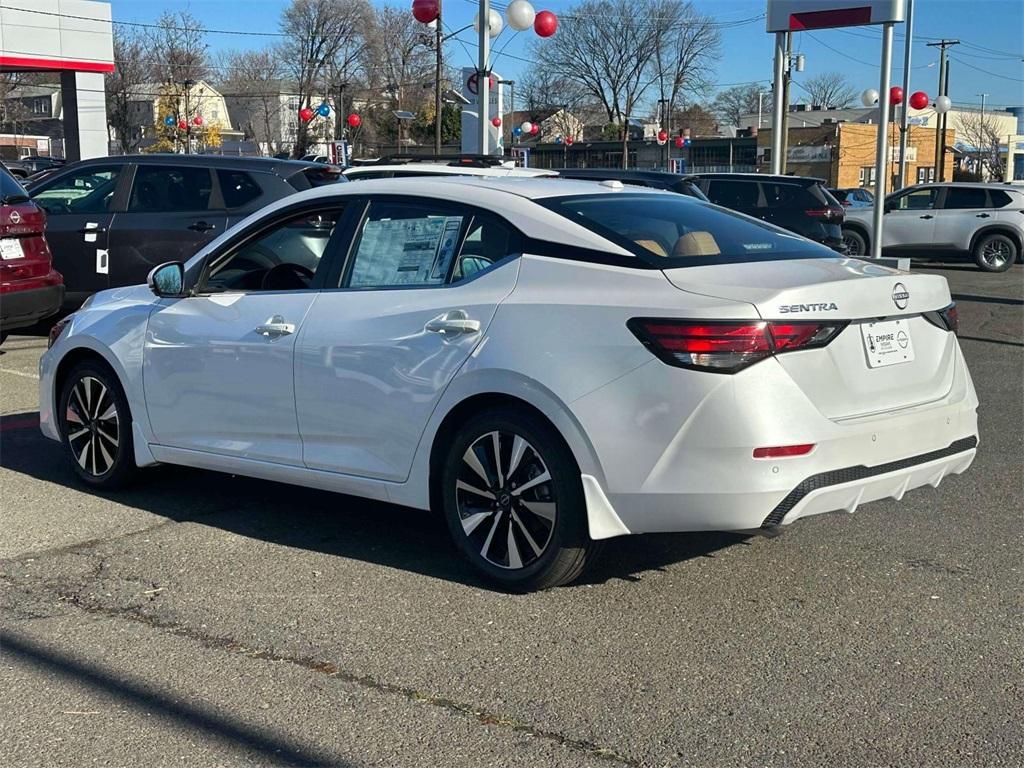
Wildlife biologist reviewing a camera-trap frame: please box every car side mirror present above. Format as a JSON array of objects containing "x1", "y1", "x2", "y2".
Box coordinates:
[
  {"x1": 883, "y1": 202, "x2": 893, "y2": 213},
  {"x1": 147, "y1": 261, "x2": 186, "y2": 298}
]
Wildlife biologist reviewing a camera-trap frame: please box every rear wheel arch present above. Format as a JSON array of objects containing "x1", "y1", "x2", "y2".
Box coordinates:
[
  {"x1": 841, "y1": 222, "x2": 870, "y2": 254},
  {"x1": 968, "y1": 225, "x2": 1021, "y2": 255}
]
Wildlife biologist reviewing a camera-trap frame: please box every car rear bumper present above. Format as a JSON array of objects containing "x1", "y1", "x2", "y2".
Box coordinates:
[
  {"x1": 571, "y1": 340, "x2": 979, "y2": 538},
  {"x1": 0, "y1": 279, "x2": 63, "y2": 332}
]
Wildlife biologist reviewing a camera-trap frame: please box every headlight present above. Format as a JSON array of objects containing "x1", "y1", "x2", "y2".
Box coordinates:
[{"x1": 47, "y1": 315, "x2": 73, "y2": 349}]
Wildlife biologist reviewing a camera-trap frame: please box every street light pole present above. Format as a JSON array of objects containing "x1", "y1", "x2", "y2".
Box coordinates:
[
  {"x1": 896, "y1": 0, "x2": 914, "y2": 189},
  {"x1": 434, "y1": 4, "x2": 443, "y2": 154},
  {"x1": 870, "y1": 22, "x2": 896, "y2": 259},
  {"x1": 927, "y1": 39, "x2": 958, "y2": 181},
  {"x1": 478, "y1": 0, "x2": 490, "y2": 155}
]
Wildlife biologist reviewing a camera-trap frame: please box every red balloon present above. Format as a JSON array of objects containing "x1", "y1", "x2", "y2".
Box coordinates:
[
  {"x1": 889, "y1": 86, "x2": 904, "y2": 106},
  {"x1": 491, "y1": 116, "x2": 502, "y2": 127},
  {"x1": 411, "y1": 0, "x2": 439, "y2": 24},
  {"x1": 657, "y1": 130, "x2": 668, "y2": 142},
  {"x1": 192, "y1": 115, "x2": 203, "y2": 126},
  {"x1": 909, "y1": 90, "x2": 929, "y2": 110},
  {"x1": 177, "y1": 120, "x2": 187, "y2": 130},
  {"x1": 347, "y1": 113, "x2": 362, "y2": 128},
  {"x1": 299, "y1": 107, "x2": 314, "y2": 122},
  {"x1": 534, "y1": 10, "x2": 558, "y2": 37},
  {"x1": 565, "y1": 136, "x2": 574, "y2": 146},
  {"x1": 530, "y1": 123, "x2": 539, "y2": 135},
  {"x1": 674, "y1": 136, "x2": 684, "y2": 148}
]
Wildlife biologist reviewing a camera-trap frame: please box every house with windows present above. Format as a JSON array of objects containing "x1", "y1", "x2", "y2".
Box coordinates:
[
  {"x1": 224, "y1": 83, "x2": 334, "y2": 156},
  {"x1": 121, "y1": 80, "x2": 242, "y2": 150}
]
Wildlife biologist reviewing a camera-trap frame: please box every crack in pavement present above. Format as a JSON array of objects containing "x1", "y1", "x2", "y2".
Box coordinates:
[{"x1": 3, "y1": 547, "x2": 640, "y2": 768}]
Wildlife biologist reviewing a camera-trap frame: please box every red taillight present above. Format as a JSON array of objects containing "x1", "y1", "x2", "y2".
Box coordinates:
[
  {"x1": 753, "y1": 443, "x2": 815, "y2": 458},
  {"x1": 804, "y1": 207, "x2": 844, "y2": 220},
  {"x1": 629, "y1": 319, "x2": 846, "y2": 373}
]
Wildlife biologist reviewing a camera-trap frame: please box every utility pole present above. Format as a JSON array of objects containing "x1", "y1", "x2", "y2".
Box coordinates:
[
  {"x1": 434, "y1": 5, "x2": 443, "y2": 154},
  {"x1": 896, "y1": 0, "x2": 914, "y2": 189},
  {"x1": 780, "y1": 32, "x2": 792, "y2": 174},
  {"x1": 478, "y1": 0, "x2": 490, "y2": 155},
  {"x1": 927, "y1": 39, "x2": 958, "y2": 181},
  {"x1": 181, "y1": 79, "x2": 195, "y2": 154},
  {"x1": 658, "y1": 97, "x2": 669, "y2": 169},
  {"x1": 978, "y1": 92, "x2": 988, "y2": 118}
]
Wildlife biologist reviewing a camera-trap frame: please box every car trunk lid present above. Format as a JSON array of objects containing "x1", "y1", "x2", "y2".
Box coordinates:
[
  {"x1": 662, "y1": 258, "x2": 959, "y2": 420},
  {"x1": 1, "y1": 200, "x2": 53, "y2": 284}
]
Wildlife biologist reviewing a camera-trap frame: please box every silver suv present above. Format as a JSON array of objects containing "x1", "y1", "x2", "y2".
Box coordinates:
[{"x1": 842, "y1": 183, "x2": 1024, "y2": 272}]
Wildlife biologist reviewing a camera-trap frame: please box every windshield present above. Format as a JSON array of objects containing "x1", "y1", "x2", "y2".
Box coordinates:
[{"x1": 541, "y1": 193, "x2": 833, "y2": 267}]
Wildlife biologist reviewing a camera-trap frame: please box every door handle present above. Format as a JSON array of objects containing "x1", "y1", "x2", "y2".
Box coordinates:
[
  {"x1": 919, "y1": 214, "x2": 934, "y2": 219},
  {"x1": 975, "y1": 213, "x2": 990, "y2": 218},
  {"x1": 255, "y1": 315, "x2": 296, "y2": 338},
  {"x1": 425, "y1": 310, "x2": 481, "y2": 336},
  {"x1": 188, "y1": 221, "x2": 217, "y2": 232},
  {"x1": 77, "y1": 226, "x2": 106, "y2": 234}
]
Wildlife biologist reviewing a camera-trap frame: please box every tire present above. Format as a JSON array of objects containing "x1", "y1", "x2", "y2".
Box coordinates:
[
  {"x1": 58, "y1": 360, "x2": 136, "y2": 489},
  {"x1": 972, "y1": 233, "x2": 1017, "y2": 272},
  {"x1": 440, "y1": 407, "x2": 597, "y2": 591},
  {"x1": 841, "y1": 227, "x2": 867, "y2": 257}
]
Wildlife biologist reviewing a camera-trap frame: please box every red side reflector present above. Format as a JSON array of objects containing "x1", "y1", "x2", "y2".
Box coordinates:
[{"x1": 753, "y1": 444, "x2": 815, "y2": 459}]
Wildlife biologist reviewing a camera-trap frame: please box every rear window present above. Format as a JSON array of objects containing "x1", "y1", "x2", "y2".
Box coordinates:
[
  {"x1": 217, "y1": 169, "x2": 263, "y2": 208},
  {"x1": 542, "y1": 193, "x2": 831, "y2": 268},
  {"x1": 1, "y1": 167, "x2": 27, "y2": 201},
  {"x1": 704, "y1": 179, "x2": 759, "y2": 208},
  {"x1": 288, "y1": 166, "x2": 345, "y2": 190},
  {"x1": 988, "y1": 190, "x2": 1013, "y2": 208},
  {"x1": 943, "y1": 187, "x2": 988, "y2": 209}
]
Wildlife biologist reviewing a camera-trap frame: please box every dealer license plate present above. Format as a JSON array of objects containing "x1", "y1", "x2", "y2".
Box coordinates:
[
  {"x1": 0, "y1": 238, "x2": 25, "y2": 260},
  {"x1": 861, "y1": 318, "x2": 915, "y2": 368}
]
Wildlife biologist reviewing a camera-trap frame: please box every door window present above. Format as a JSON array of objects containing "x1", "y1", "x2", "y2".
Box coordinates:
[
  {"x1": 892, "y1": 188, "x2": 936, "y2": 210},
  {"x1": 32, "y1": 166, "x2": 121, "y2": 215},
  {"x1": 128, "y1": 165, "x2": 213, "y2": 213},
  {"x1": 942, "y1": 187, "x2": 988, "y2": 209},
  {"x1": 452, "y1": 214, "x2": 518, "y2": 283},
  {"x1": 705, "y1": 179, "x2": 759, "y2": 208},
  {"x1": 344, "y1": 201, "x2": 467, "y2": 288},
  {"x1": 217, "y1": 169, "x2": 262, "y2": 208},
  {"x1": 204, "y1": 207, "x2": 344, "y2": 292}
]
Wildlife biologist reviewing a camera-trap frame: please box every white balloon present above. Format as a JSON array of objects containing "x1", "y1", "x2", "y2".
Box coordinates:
[
  {"x1": 934, "y1": 95, "x2": 952, "y2": 114},
  {"x1": 473, "y1": 9, "x2": 504, "y2": 37},
  {"x1": 521, "y1": 121, "x2": 533, "y2": 134},
  {"x1": 506, "y1": 0, "x2": 536, "y2": 32},
  {"x1": 860, "y1": 88, "x2": 879, "y2": 107}
]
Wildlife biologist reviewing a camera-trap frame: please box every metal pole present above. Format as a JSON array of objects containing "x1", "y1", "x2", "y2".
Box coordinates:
[
  {"x1": 770, "y1": 32, "x2": 785, "y2": 175},
  {"x1": 938, "y1": 61, "x2": 951, "y2": 181},
  {"x1": 478, "y1": 0, "x2": 490, "y2": 155},
  {"x1": 871, "y1": 22, "x2": 895, "y2": 259},
  {"x1": 757, "y1": 92, "x2": 763, "y2": 129},
  {"x1": 780, "y1": 32, "x2": 792, "y2": 174},
  {"x1": 896, "y1": 0, "x2": 914, "y2": 189},
  {"x1": 932, "y1": 47, "x2": 948, "y2": 176},
  {"x1": 434, "y1": 5, "x2": 443, "y2": 154}
]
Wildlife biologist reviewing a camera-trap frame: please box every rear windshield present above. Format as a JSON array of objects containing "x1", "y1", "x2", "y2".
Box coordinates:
[
  {"x1": 288, "y1": 166, "x2": 346, "y2": 191},
  {"x1": 1, "y1": 167, "x2": 28, "y2": 202},
  {"x1": 541, "y1": 193, "x2": 833, "y2": 267}
]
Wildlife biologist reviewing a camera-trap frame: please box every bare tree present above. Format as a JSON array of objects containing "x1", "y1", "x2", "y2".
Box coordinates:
[
  {"x1": 800, "y1": 72, "x2": 857, "y2": 109},
  {"x1": 957, "y1": 110, "x2": 1005, "y2": 180},
  {"x1": 106, "y1": 27, "x2": 149, "y2": 153},
  {"x1": 651, "y1": 0, "x2": 720, "y2": 132},
  {"x1": 279, "y1": 0, "x2": 368, "y2": 157},
  {"x1": 712, "y1": 83, "x2": 763, "y2": 127},
  {"x1": 220, "y1": 50, "x2": 284, "y2": 155},
  {"x1": 533, "y1": 0, "x2": 667, "y2": 167},
  {"x1": 146, "y1": 10, "x2": 208, "y2": 85}
]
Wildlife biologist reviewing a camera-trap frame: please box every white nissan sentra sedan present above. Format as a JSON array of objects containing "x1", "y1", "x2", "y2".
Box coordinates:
[{"x1": 39, "y1": 177, "x2": 979, "y2": 590}]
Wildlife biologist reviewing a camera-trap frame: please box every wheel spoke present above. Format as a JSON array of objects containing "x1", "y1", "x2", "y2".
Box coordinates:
[
  {"x1": 73, "y1": 384, "x2": 89, "y2": 421},
  {"x1": 461, "y1": 511, "x2": 492, "y2": 536},
  {"x1": 519, "y1": 500, "x2": 556, "y2": 522},
  {"x1": 96, "y1": 435, "x2": 114, "y2": 472},
  {"x1": 479, "y1": 512, "x2": 502, "y2": 560},
  {"x1": 96, "y1": 425, "x2": 118, "y2": 448},
  {"x1": 511, "y1": 470, "x2": 551, "y2": 497},
  {"x1": 65, "y1": 405, "x2": 83, "y2": 424},
  {"x1": 491, "y1": 431, "x2": 504, "y2": 486},
  {"x1": 511, "y1": 510, "x2": 544, "y2": 558},
  {"x1": 506, "y1": 435, "x2": 528, "y2": 482},
  {"x1": 76, "y1": 439, "x2": 90, "y2": 469},
  {"x1": 97, "y1": 402, "x2": 117, "y2": 422},
  {"x1": 506, "y1": 522, "x2": 523, "y2": 569},
  {"x1": 67, "y1": 427, "x2": 90, "y2": 441},
  {"x1": 90, "y1": 435, "x2": 98, "y2": 475},
  {"x1": 462, "y1": 446, "x2": 491, "y2": 486},
  {"x1": 91, "y1": 383, "x2": 108, "y2": 420},
  {"x1": 456, "y1": 479, "x2": 495, "y2": 500}
]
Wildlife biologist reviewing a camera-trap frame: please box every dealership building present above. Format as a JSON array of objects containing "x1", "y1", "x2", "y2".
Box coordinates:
[{"x1": 0, "y1": 0, "x2": 111, "y2": 161}]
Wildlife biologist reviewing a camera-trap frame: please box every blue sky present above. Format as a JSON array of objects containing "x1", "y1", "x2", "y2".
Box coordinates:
[{"x1": 111, "y1": 0, "x2": 1024, "y2": 109}]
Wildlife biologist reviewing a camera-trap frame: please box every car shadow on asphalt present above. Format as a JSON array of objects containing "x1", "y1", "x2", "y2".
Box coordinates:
[
  {"x1": 0, "y1": 412, "x2": 748, "y2": 590},
  {"x1": 0, "y1": 630, "x2": 347, "y2": 767}
]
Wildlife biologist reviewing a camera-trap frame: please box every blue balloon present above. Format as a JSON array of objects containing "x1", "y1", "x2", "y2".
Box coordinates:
[
  {"x1": 164, "y1": 115, "x2": 175, "y2": 126},
  {"x1": 555, "y1": 136, "x2": 563, "y2": 144},
  {"x1": 513, "y1": 126, "x2": 522, "y2": 135},
  {"x1": 317, "y1": 103, "x2": 330, "y2": 117}
]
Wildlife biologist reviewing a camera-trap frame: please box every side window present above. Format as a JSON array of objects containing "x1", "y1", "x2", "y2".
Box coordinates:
[
  {"x1": 217, "y1": 169, "x2": 262, "y2": 208},
  {"x1": 204, "y1": 207, "x2": 343, "y2": 292},
  {"x1": 344, "y1": 201, "x2": 466, "y2": 289},
  {"x1": 893, "y1": 187, "x2": 937, "y2": 210},
  {"x1": 987, "y1": 190, "x2": 1012, "y2": 209},
  {"x1": 452, "y1": 214, "x2": 518, "y2": 283},
  {"x1": 706, "y1": 179, "x2": 758, "y2": 208},
  {"x1": 759, "y1": 183, "x2": 808, "y2": 209},
  {"x1": 128, "y1": 165, "x2": 213, "y2": 213},
  {"x1": 32, "y1": 166, "x2": 121, "y2": 215},
  {"x1": 942, "y1": 187, "x2": 988, "y2": 209}
]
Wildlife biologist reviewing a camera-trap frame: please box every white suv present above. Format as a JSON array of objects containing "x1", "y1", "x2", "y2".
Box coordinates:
[
  {"x1": 842, "y1": 183, "x2": 1024, "y2": 272},
  {"x1": 344, "y1": 156, "x2": 555, "y2": 181}
]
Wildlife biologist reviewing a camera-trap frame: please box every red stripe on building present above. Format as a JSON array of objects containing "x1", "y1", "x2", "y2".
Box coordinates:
[
  {"x1": 0, "y1": 55, "x2": 114, "y2": 73},
  {"x1": 789, "y1": 7, "x2": 873, "y2": 30}
]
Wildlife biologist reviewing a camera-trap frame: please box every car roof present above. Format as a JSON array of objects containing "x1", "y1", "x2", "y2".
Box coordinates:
[
  {"x1": 556, "y1": 168, "x2": 695, "y2": 181},
  {"x1": 691, "y1": 172, "x2": 826, "y2": 184},
  {"x1": 344, "y1": 163, "x2": 553, "y2": 177},
  {"x1": 70, "y1": 154, "x2": 329, "y2": 174},
  {"x1": 909, "y1": 181, "x2": 1021, "y2": 189}
]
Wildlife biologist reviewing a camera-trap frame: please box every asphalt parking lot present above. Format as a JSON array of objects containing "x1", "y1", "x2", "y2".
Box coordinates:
[{"x1": 1, "y1": 262, "x2": 1022, "y2": 767}]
